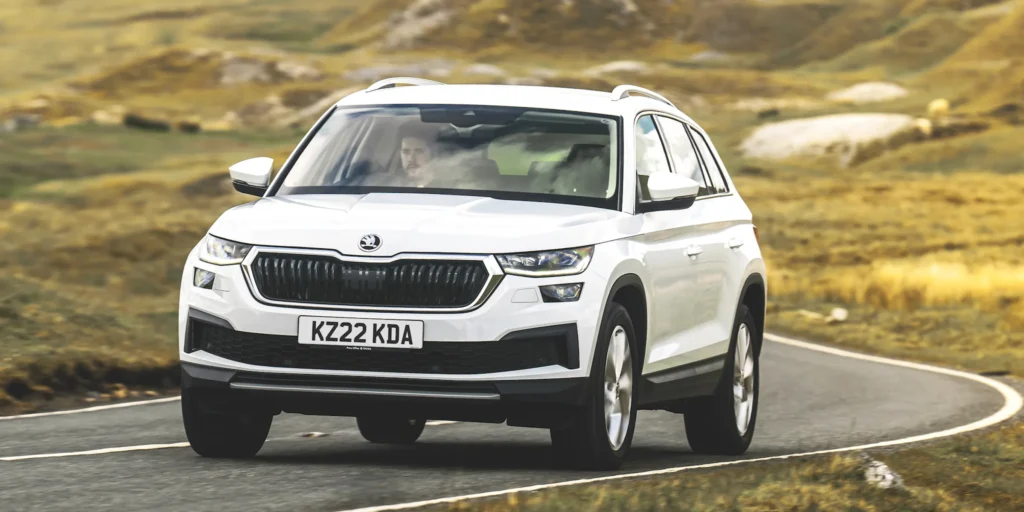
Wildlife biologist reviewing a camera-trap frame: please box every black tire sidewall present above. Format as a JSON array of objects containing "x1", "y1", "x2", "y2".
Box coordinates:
[
  {"x1": 724, "y1": 305, "x2": 759, "y2": 447},
  {"x1": 585, "y1": 303, "x2": 640, "y2": 464}
]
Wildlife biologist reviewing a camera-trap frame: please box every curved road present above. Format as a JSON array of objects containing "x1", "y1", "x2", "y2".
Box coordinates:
[{"x1": 0, "y1": 335, "x2": 1016, "y2": 512}]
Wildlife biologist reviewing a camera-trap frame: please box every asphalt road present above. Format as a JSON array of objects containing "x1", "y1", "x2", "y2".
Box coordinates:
[{"x1": 0, "y1": 338, "x2": 1009, "y2": 512}]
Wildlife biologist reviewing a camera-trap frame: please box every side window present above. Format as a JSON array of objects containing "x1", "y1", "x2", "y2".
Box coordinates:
[
  {"x1": 656, "y1": 117, "x2": 711, "y2": 197},
  {"x1": 689, "y1": 128, "x2": 729, "y2": 194},
  {"x1": 634, "y1": 115, "x2": 671, "y2": 201}
]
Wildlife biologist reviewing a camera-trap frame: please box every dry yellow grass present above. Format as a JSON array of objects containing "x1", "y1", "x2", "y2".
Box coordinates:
[
  {"x1": 771, "y1": 256, "x2": 1024, "y2": 311},
  {"x1": 429, "y1": 421, "x2": 1024, "y2": 511}
]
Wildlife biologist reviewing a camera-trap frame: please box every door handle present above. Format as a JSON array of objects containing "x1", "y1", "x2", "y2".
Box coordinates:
[
  {"x1": 728, "y1": 238, "x2": 744, "y2": 250},
  {"x1": 685, "y1": 245, "x2": 703, "y2": 257}
]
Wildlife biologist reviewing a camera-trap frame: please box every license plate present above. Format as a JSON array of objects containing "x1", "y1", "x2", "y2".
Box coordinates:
[{"x1": 298, "y1": 317, "x2": 424, "y2": 350}]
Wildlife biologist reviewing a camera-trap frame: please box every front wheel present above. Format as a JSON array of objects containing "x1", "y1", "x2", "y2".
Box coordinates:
[
  {"x1": 182, "y1": 388, "x2": 273, "y2": 458},
  {"x1": 550, "y1": 303, "x2": 638, "y2": 470},
  {"x1": 357, "y1": 416, "x2": 426, "y2": 444},
  {"x1": 683, "y1": 304, "x2": 759, "y2": 455}
]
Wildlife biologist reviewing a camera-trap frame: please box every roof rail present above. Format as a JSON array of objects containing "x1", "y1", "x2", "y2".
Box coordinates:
[
  {"x1": 365, "y1": 77, "x2": 446, "y2": 92},
  {"x1": 610, "y1": 85, "x2": 675, "y2": 108}
]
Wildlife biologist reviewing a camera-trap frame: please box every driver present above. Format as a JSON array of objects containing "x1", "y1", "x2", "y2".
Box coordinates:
[{"x1": 398, "y1": 123, "x2": 438, "y2": 183}]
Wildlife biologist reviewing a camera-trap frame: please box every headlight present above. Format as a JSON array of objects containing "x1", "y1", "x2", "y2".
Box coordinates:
[
  {"x1": 198, "y1": 235, "x2": 252, "y2": 265},
  {"x1": 496, "y1": 246, "x2": 594, "y2": 277}
]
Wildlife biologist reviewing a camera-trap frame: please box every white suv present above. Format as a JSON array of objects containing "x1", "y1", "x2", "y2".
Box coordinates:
[{"x1": 178, "y1": 78, "x2": 766, "y2": 470}]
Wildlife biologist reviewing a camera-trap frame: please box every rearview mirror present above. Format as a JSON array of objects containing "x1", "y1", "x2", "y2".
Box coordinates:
[
  {"x1": 229, "y1": 157, "x2": 274, "y2": 197},
  {"x1": 641, "y1": 173, "x2": 701, "y2": 212}
]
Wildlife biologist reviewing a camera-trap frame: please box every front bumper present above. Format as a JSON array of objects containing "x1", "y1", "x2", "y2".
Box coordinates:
[
  {"x1": 179, "y1": 246, "x2": 611, "y2": 382},
  {"x1": 182, "y1": 362, "x2": 589, "y2": 428}
]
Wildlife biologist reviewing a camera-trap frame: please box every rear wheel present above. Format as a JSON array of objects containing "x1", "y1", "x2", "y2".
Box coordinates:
[
  {"x1": 683, "y1": 305, "x2": 759, "y2": 455},
  {"x1": 357, "y1": 416, "x2": 426, "y2": 444},
  {"x1": 550, "y1": 303, "x2": 638, "y2": 470},
  {"x1": 182, "y1": 388, "x2": 272, "y2": 458}
]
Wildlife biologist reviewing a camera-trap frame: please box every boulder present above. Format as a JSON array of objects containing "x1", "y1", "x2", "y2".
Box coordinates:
[
  {"x1": 202, "y1": 112, "x2": 239, "y2": 132},
  {"x1": 342, "y1": 59, "x2": 454, "y2": 82},
  {"x1": 826, "y1": 82, "x2": 908, "y2": 104},
  {"x1": 274, "y1": 60, "x2": 323, "y2": 81},
  {"x1": 687, "y1": 50, "x2": 730, "y2": 63},
  {"x1": 219, "y1": 56, "x2": 272, "y2": 85},
  {"x1": 238, "y1": 95, "x2": 293, "y2": 126},
  {"x1": 123, "y1": 113, "x2": 171, "y2": 131},
  {"x1": 583, "y1": 60, "x2": 650, "y2": 77},
  {"x1": 731, "y1": 97, "x2": 823, "y2": 112},
  {"x1": 2, "y1": 114, "x2": 41, "y2": 133},
  {"x1": 175, "y1": 119, "x2": 202, "y2": 133},
  {"x1": 504, "y1": 76, "x2": 544, "y2": 86},
  {"x1": 463, "y1": 63, "x2": 506, "y2": 77},
  {"x1": 91, "y1": 106, "x2": 125, "y2": 126},
  {"x1": 739, "y1": 113, "x2": 923, "y2": 167},
  {"x1": 382, "y1": 0, "x2": 455, "y2": 50}
]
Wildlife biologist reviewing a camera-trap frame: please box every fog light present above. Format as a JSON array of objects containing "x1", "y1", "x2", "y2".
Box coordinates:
[
  {"x1": 193, "y1": 268, "x2": 216, "y2": 289},
  {"x1": 540, "y1": 283, "x2": 583, "y2": 303}
]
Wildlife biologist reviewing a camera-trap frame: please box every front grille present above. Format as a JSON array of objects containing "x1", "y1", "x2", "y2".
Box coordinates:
[
  {"x1": 190, "y1": 321, "x2": 570, "y2": 374},
  {"x1": 248, "y1": 253, "x2": 492, "y2": 309}
]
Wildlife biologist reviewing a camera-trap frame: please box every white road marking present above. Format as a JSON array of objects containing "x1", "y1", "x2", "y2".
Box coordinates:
[
  {"x1": 3, "y1": 332, "x2": 1019, "y2": 486},
  {"x1": 1, "y1": 417, "x2": 460, "y2": 462},
  {"x1": 1, "y1": 442, "x2": 190, "y2": 462},
  {"x1": 0, "y1": 397, "x2": 181, "y2": 422},
  {"x1": 337, "y1": 332, "x2": 1024, "y2": 512}
]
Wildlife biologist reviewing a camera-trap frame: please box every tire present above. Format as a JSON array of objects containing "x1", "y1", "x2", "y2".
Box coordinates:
[
  {"x1": 182, "y1": 387, "x2": 272, "y2": 458},
  {"x1": 683, "y1": 304, "x2": 759, "y2": 455},
  {"x1": 357, "y1": 416, "x2": 426, "y2": 445},
  {"x1": 550, "y1": 302, "x2": 639, "y2": 470}
]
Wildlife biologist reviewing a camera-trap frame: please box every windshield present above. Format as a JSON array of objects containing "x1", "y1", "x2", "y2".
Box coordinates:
[{"x1": 275, "y1": 105, "x2": 620, "y2": 209}]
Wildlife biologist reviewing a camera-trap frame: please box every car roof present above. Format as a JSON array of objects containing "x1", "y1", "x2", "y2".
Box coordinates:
[{"x1": 335, "y1": 80, "x2": 697, "y2": 125}]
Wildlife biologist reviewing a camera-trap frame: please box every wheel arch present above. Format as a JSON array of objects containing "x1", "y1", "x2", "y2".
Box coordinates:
[
  {"x1": 737, "y1": 272, "x2": 766, "y2": 357},
  {"x1": 601, "y1": 273, "x2": 649, "y2": 371}
]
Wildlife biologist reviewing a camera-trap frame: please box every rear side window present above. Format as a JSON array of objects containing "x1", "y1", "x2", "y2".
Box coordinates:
[
  {"x1": 656, "y1": 117, "x2": 711, "y2": 197},
  {"x1": 689, "y1": 128, "x2": 729, "y2": 194},
  {"x1": 634, "y1": 115, "x2": 671, "y2": 201}
]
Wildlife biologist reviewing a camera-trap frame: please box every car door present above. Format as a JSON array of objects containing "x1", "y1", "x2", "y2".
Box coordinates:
[
  {"x1": 633, "y1": 114, "x2": 719, "y2": 376},
  {"x1": 688, "y1": 126, "x2": 753, "y2": 348},
  {"x1": 650, "y1": 116, "x2": 729, "y2": 372}
]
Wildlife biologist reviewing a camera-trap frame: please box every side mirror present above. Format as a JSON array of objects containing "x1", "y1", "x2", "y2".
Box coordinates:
[
  {"x1": 640, "y1": 173, "x2": 700, "y2": 212},
  {"x1": 647, "y1": 173, "x2": 700, "y2": 201},
  {"x1": 229, "y1": 157, "x2": 274, "y2": 197}
]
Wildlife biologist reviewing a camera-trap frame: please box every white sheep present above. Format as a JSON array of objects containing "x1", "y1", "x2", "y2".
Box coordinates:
[{"x1": 928, "y1": 98, "x2": 950, "y2": 119}]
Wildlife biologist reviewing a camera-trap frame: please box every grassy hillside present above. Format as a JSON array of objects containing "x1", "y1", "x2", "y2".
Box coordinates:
[
  {"x1": 920, "y1": 0, "x2": 1024, "y2": 110},
  {"x1": 0, "y1": 0, "x2": 1021, "y2": 428},
  {"x1": 1, "y1": 0, "x2": 1022, "y2": 508}
]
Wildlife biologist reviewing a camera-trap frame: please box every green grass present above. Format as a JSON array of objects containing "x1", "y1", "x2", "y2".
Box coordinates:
[
  {"x1": 0, "y1": 124, "x2": 293, "y2": 196},
  {"x1": 0, "y1": 127, "x2": 298, "y2": 411}
]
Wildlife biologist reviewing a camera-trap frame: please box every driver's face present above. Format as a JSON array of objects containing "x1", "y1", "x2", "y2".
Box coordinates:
[{"x1": 401, "y1": 137, "x2": 432, "y2": 175}]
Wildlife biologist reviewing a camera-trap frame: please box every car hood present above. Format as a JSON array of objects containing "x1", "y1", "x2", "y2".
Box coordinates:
[{"x1": 209, "y1": 193, "x2": 637, "y2": 256}]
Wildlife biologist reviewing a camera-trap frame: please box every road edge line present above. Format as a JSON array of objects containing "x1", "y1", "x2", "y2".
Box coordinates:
[
  {"x1": 0, "y1": 397, "x2": 182, "y2": 421},
  {"x1": 0, "y1": 442, "x2": 192, "y2": 462},
  {"x1": 337, "y1": 332, "x2": 1024, "y2": 512}
]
